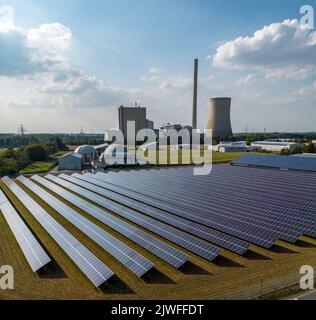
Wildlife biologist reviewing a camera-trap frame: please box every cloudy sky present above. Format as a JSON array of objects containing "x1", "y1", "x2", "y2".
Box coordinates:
[{"x1": 0, "y1": 0, "x2": 315, "y2": 133}]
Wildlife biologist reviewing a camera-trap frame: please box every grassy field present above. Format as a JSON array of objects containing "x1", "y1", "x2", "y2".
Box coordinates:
[
  {"x1": 0, "y1": 174, "x2": 315, "y2": 300},
  {"x1": 19, "y1": 151, "x2": 69, "y2": 174},
  {"x1": 143, "y1": 150, "x2": 247, "y2": 165}
]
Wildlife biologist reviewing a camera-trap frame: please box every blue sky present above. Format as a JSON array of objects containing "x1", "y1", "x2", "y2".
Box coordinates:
[{"x1": 0, "y1": 0, "x2": 315, "y2": 133}]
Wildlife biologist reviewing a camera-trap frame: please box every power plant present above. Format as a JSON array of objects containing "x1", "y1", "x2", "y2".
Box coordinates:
[{"x1": 207, "y1": 97, "x2": 233, "y2": 140}]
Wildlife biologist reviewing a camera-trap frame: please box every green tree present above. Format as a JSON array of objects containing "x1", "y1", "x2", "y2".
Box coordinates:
[
  {"x1": 44, "y1": 142, "x2": 57, "y2": 155},
  {"x1": 280, "y1": 148, "x2": 289, "y2": 155},
  {"x1": 304, "y1": 143, "x2": 316, "y2": 153},
  {"x1": 246, "y1": 136, "x2": 252, "y2": 146},
  {"x1": 0, "y1": 147, "x2": 16, "y2": 159},
  {"x1": 21, "y1": 144, "x2": 47, "y2": 162},
  {"x1": 289, "y1": 146, "x2": 303, "y2": 155}
]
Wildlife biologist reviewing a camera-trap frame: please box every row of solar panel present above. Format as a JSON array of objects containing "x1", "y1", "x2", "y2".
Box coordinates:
[
  {"x1": 62, "y1": 173, "x2": 250, "y2": 255},
  {"x1": 231, "y1": 154, "x2": 316, "y2": 172},
  {"x1": 97, "y1": 171, "x2": 306, "y2": 240},
  {"x1": 45, "y1": 174, "x2": 222, "y2": 261},
  {"x1": 103, "y1": 166, "x2": 316, "y2": 221},
  {"x1": 87, "y1": 172, "x2": 281, "y2": 247},
  {"x1": 89, "y1": 166, "x2": 316, "y2": 244},
  {"x1": 106, "y1": 169, "x2": 316, "y2": 235},
  {"x1": 31, "y1": 175, "x2": 189, "y2": 268},
  {"x1": 137, "y1": 166, "x2": 316, "y2": 221},
  {"x1": 0, "y1": 173, "x2": 223, "y2": 287},
  {"x1": 1, "y1": 177, "x2": 114, "y2": 287},
  {"x1": 0, "y1": 189, "x2": 51, "y2": 272},
  {"x1": 17, "y1": 176, "x2": 154, "y2": 277}
]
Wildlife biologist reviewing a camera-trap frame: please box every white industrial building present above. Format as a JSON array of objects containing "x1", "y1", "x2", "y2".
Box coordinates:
[
  {"x1": 210, "y1": 141, "x2": 258, "y2": 153},
  {"x1": 251, "y1": 141, "x2": 304, "y2": 153},
  {"x1": 58, "y1": 145, "x2": 97, "y2": 171},
  {"x1": 58, "y1": 152, "x2": 83, "y2": 171}
]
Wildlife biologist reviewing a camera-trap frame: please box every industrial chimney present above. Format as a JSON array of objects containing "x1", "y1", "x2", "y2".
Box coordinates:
[
  {"x1": 207, "y1": 97, "x2": 233, "y2": 140},
  {"x1": 192, "y1": 59, "x2": 198, "y2": 129}
]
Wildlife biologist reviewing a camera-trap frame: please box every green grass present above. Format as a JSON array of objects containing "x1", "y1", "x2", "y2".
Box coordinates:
[
  {"x1": 19, "y1": 160, "x2": 57, "y2": 174},
  {"x1": 143, "y1": 150, "x2": 250, "y2": 165},
  {"x1": 19, "y1": 151, "x2": 69, "y2": 174}
]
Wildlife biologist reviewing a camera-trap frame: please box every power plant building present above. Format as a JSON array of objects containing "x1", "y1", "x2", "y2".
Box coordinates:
[
  {"x1": 207, "y1": 97, "x2": 233, "y2": 140},
  {"x1": 118, "y1": 105, "x2": 154, "y2": 137}
]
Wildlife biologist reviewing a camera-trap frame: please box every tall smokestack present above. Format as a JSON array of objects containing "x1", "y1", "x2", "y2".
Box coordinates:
[{"x1": 192, "y1": 58, "x2": 198, "y2": 129}]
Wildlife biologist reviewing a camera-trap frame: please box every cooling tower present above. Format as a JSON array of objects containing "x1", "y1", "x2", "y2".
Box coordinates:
[{"x1": 207, "y1": 97, "x2": 233, "y2": 139}]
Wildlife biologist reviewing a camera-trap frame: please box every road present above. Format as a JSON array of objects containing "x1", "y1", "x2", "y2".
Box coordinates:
[{"x1": 287, "y1": 290, "x2": 316, "y2": 300}]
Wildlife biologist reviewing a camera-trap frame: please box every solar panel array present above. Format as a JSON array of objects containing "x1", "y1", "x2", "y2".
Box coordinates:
[
  {"x1": 231, "y1": 153, "x2": 316, "y2": 172},
  {"x1": 46, "y1": 174, "x2": 221, "y2": 262},
  {"x1": 89, "y1": 173, "x2": 279, "y2": 247},
  {"x1": 73, "y1": 173, "x2": 250, "y2": 255},
  {"x1": 0, "y1": 189, "x2": 51, "y2": 272},
  {"x1": 1, "y1": 176, "x2": 114, "y2": 287},
  {"x1": 87, "y1": 165, "x2": 316, "y2": 247},
  {"x1": 17, "y1": 176, "x2": 153, "y2": 277},
  {"x1": 31, "y1": 174, "x2": 188, "y2": 268},
  {"x1": 94, "y1": 170, "x2": 307, "y2": 241}
]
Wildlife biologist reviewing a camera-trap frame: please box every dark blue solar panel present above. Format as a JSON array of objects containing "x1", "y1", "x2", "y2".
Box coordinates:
[
  {"x1": 73, "y1": 173, "x2": 250, "y2": 255},
  {"x1": 31, "y1": 174, "x2": 189, "y2": 268},
  {"x1": 45, "y1": 174, "x2": 222, "y2": 262},
  {"x1": 231, "y1": 154, "x2": 316, "y2": 172}
]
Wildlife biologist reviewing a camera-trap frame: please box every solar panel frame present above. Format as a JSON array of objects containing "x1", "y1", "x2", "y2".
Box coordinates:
[
  {"x1": 0, "y1": 189, "x2": 51, "y2": 272},
  {"x1": 31, "y1": 175, "x2": 189, "y2": 268},
  {"x1": 17, "y1": 176, "x2": 154, "y2": 277},
  {"x1": 1, "y1": 177, "x2": 114, "y2": 287},
  {"x1": 46, "y1": 174, "x2": 221, "y2": 261}
]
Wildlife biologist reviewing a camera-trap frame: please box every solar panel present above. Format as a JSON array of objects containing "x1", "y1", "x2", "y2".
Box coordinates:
[
  {"x1": 92, "y1": 173, "x2": 280, "y2": 247},
  {"x1": 1, "y1": 177, "x2": 114, "y2": 287},
  {"x1": 96, "y1": 169, "x2": 312, "y2": 239},
  {"x1": 75, "y1": 173, "x2": 250, "y2": 255},
  {"x1": 46, "y1": 174, "x2": 221, "y2": 262},
  {"x1": 101, "y1": 169, "x2": 306, "y2": 241},
  {"x1": 231, "y1": 154, "x2": 316, "y2": 172},
  {"x1": 134, "y1": 166, "x2": 316, "y2": 229},
  {"x1": 17, "y1": 176, "x2": 154, "y2": 277},
  {"x1": 98, "y1": 165, "x2": 316, "y2": 238},
  {"x1": 31, "y1": 175, "x2": 188, "y2": 268},
  {"x1": 0, "y1": 189, "x2": 51, "y2": 272}
]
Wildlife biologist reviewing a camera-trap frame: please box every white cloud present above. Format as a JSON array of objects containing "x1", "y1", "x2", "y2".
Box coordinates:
[
  {"x1": 236, "y1": 74, "x2": 255, "y2": 86},
  {"x1": 0, "y1": 15, "x2": 71, "y2": 76},
  {"x1": 213, "y1": 19, "x2": 316, "y2": 80},
  {"x1": 148, "y1": 67, "x2": 165, "y2": 73}
]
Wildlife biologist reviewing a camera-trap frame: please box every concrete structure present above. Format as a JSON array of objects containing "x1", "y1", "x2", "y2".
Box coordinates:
[
  {"x1": 192, "y1": 59, "x2": 198, "y2": 129},
  {"x1": 118, "y1": 105, "x2": 154, "y2": 138},
  {"x1": 206, "y1": 97, "x2": 233, "y2": 140},
  {"x1": 75, "y1": 145, "x2": 97, "y2": 162},
  {"x1": 251, "y1": 141, "x2": 304, "y2": 153},
  {"x1": 146, "y1": 119, "x2": 154, "y2": 130},
  {"x1": 58, "y1": 152, "x2": 83, "y2": 171}
]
